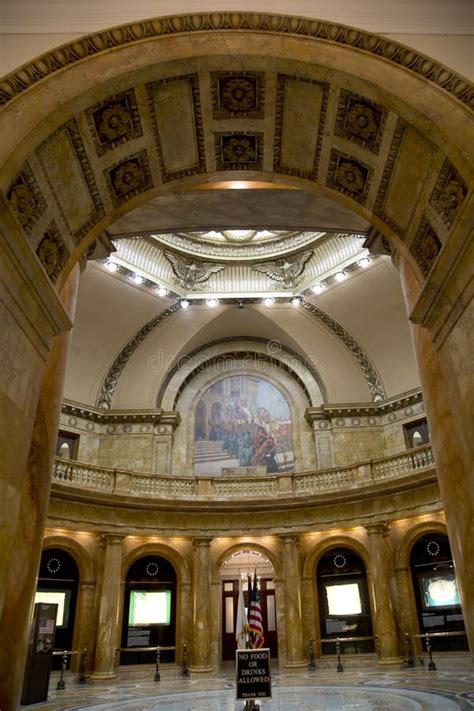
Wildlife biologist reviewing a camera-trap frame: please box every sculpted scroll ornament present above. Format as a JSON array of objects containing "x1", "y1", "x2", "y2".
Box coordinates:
[
  {"x1": 165, "y1": 251, "x2": 225, "y2": 290},
  {"x1": 252, "y1": 251, "x2": 313, "y2": 289}
]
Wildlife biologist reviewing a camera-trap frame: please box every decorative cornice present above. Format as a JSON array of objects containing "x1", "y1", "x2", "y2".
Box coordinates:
[
  {"x1": 301, "y1": 299, "x2": 385, "y2": 401},
  {"x1": 62, "y1": 400, "x2": 181, "y2": 427},
  {"x1": 305, "y1": 389, "x2": 423, "y2": 423},
  {"x1": 1, "y1": 13, "x2": 471, "y2": 110},
  {"x1": 96, "y1": 302, "x2": 181, "y2": 409}
]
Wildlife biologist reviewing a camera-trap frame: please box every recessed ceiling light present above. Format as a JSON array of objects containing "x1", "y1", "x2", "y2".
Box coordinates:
[
  {"x1": 207, "y1": 297, "x2": 219, "y2": 307},
  {"x1": 180, "y1": 299, "x2": 189, "y2": 309},
  {"x1": 359, "y1": 257, "x2": 370, "y2": 268},
  {"x1": 156, "y1": 286, "x2": 168, "y2": 297},
  {"x1": 106, "y1": 260, "x2": 118, "y2": 272},
  {"x1": 132, "y1": 274, "x2": 144, "y2": 285},
  {"x1": 334, "y1": 271, "x2": 346, "y2": 282},
  {"x1": 292, "y1": 297, "x2": 301, "y2": 306},
  {"x1": 263, "y1": 297, "x2": 275, "y2": 306},
  {"x1": 312, "y1": 284, "x2": 325, "y2": 294}
]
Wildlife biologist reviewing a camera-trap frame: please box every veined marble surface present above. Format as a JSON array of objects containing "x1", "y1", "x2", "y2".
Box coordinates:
[{"x1": 23, "y1": 669, "x2": 474, "y2": 710}]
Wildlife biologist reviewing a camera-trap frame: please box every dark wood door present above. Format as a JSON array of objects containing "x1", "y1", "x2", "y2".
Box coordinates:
[{"x1": 222, "y1": 579, "x2": 278, "y2": 661}]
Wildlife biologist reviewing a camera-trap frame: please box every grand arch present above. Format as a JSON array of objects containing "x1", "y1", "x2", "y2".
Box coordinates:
[{"x1": 0, "y1": 13, "x2": 472, "y2": 709}]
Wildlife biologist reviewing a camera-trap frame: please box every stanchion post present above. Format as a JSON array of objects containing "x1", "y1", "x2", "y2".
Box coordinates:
[
  {"x1": 425, "y1": 634, "x2": 437, "y2": 671},
  {"x1": 154, "y1": 646, "x2": 161, "y2": 682},
  {"x1": 405, "y1": 633, "x2": 415, "y2": 667},
  {"x1": 79, "y1": 648, "x2": 88, "y2": 683},
  {"x1": 374, "y1": 635, "x2": 380, "y2": 658},
  {"x1": 114, "y1": 648, "x2": 120, "y2": 670},
  {"x1": 308, "y1": 639, "x2": 316, "y2": 671},
  {"x1": 182, "y1": 642, "x2": 189, "y2": 676},
  {"x1": 244, "y1": 700, "x2": 260, "y2": 710},
  {"x1": 336, "y1": 638, "x2": 343, "y2": 672},
  {"x1": 56, "y1": 651, "x2": 68, "y2": 690}
]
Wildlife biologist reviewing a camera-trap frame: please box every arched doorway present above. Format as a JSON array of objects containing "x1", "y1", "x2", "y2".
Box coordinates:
[
  {"x1": 121, "y1": 555, "x2": 177, "y2": 665},
  {"x1": 220, "y1": 550, "x2": 278, "y2": 661},
  {"x1": 410, "y1": 533, "x2": 467, "y2": 651},
  {"x1": 35, "y1": 548, "x2": 79, "y2": 670},
  {"x1": 316, "y1": 547, "x2": 374, "y2": 655}
]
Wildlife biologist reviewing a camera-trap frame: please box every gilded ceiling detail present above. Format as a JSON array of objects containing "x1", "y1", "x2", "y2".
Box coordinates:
[
  {"x1": 7, "y1": 163, "x2": 47, "y2": 234},
  {"x1": 36, "y1": 222, "x2": 69, "y2": 283},
  {"x1": 85, "y1": 88, "x2": 143, "y2": 157},
  {"x1": 429, "y1": 159, "x2": 468, "y2": 229},
  {"x1": 410, "y1": 217, "x2": 442, "y2": 277},
  {"x1": 252, "y1": 251, "x2": 313, "y2": 289},
  {"x1": 334, "y1": 89, "x2": 387, "y2": 155},
  {"x1": 104, "y1": 149, "x2": 153, "y2": 206},
  {"x1": 211, "y1": 72, "x2": 265, "y2": 120},
  {"x1": 164, "y1": 251, "x2": 226, "y2": 290}
]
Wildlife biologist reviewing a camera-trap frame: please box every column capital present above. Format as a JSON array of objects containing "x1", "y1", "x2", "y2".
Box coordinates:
[
  {"x1": 99, "y1": 532, "x2": 126, "y2": 546},
  {"x1": 279, "y1": 533, "x2": 300, "y2": 545},
  {"x1": 365, "y1": 521, "x2": 390, "y2": 537},
  {"x1": 192, "y1": 536, "x2": 213, "y2": 549}
]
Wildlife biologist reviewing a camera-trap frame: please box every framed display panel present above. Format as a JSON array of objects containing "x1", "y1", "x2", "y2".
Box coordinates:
[
  {"x1": 128, "y1": 590, "x2": 172, "y2": 626},
  {"x1": 34, "y1": 590, "x2": 71, "y2": 628},
  {"x1": 418, "y1": 572, "x2": 461, "y2": 611}
]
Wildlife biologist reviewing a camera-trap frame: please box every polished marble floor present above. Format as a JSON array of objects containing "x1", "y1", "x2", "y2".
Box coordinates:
[{"x1": 23, "y1": 668, "x2": 474, "y2": 710}]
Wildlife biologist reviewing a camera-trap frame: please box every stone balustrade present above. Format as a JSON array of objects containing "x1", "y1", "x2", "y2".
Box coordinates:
[{"x1": 52, "y1": 444, "x2": 435, "y2": 501}]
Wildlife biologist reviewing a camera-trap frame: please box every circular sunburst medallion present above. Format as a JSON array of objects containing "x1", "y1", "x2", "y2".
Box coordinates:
[
  {"x1": 333, "y1": 553, "x2": 347, "y2": 569},
  {"x1": 426, "y1": 540, "x2": 440, "y2": 557},
  {"x1": 47, "y1": 557, "x2": 61, "y2": 574},
  {"x1": 146, "y1": 561, "x2": 160, "y2": 577}
]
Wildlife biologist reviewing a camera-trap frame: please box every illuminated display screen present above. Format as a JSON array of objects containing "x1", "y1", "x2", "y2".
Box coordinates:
[
  {"x1": 421, "y1": 574, "x2": 460, "y2": 609},
  {"x1": 325, "y1": 583, "x2": 362, "y2": 616},
  {"x1": 34, "y1": 591, "x2": 70, "y2": 627},
  {"x1": 128, "y1": 591, "x2": 171, "y2": 626}
]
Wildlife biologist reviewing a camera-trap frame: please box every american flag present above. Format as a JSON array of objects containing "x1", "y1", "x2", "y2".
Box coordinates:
[{"x1": 248, "y1": 573, "x2": 265, "y2": 648}]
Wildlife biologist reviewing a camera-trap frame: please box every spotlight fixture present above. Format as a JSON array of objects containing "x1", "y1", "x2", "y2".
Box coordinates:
[
  {"x1": 292, "y1": 297, "x2": 301, "y2": 306},
  {"x1": 131, "y1": 274, "x2": 144, "y2": 285},
  {"x1": 180, "y1": 299, "x2": 190, "y2": 309},
  {"x1": 207, "y1": 297, "x2": 219, "y2": 308},
  {"x1": 334, "y1": 271, "x2": 346, "y2": 282},
  {"x1": 359, "y1": 257, "x2": 370, "y2": 268},
  {"x1": 105, "y1": 260, "x2": 118, "y2": 272},
  {"x1": 156, "y1": 286, "x2": 168, "y2": 297},
  {"x1": 263, "y1": 297, "x2": 275, "y2": 306},
  {"x1": 238, "y1": 300, "x2": 245, "y2": 310},
  {"x1": 312, "y1": 283, "x2": 324, "y2": 294}
]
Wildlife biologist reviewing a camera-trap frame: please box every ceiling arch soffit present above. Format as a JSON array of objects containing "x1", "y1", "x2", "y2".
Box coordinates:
[
  {"x1": 0, "y1": 14, "x2": 472, "y2": 298},
  {"x1": 157, "y1": 338, "x2": 325, "y2": 410},
  {"x1": 96, "y1": 299, "x2": 384, "y2": 409}
]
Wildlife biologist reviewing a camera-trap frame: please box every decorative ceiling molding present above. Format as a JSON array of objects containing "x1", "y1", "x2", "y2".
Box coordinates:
[
  {"x1": 96, "y1": 298, "x2": 385, "y2": 409},
  {"x1": 305, "y1": 388, "x2": 423, "y2": 423},
  {"x1": 301, "y1": 299, "x2": 385, "y2": 401},
  {"x1": 97, "y1": 302, "x2": 181, "y2": 409},
  {"x1": 62, "y1": 400, "x2": 180, "y2": 427},
  {"x1": 0, "y1": 13, "x2": 472, "y2": 110}
]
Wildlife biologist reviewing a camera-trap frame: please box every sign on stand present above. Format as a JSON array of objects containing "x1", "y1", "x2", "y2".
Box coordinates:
[{"x1": 236, "y1": 648, "x2": 271, "y2": 708}]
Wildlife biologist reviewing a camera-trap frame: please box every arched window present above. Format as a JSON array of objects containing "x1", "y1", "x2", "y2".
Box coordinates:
[{"x1": 317, "y1": 547, "x2": 374, "y2": 654}]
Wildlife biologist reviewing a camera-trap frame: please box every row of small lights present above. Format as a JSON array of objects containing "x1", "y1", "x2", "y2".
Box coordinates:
[{"x1": 105, "y1": 255, "x2": 371, "y2": 308}]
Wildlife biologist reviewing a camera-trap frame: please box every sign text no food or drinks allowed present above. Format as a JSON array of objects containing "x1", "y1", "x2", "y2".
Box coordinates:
[{"x1": 236, "y1": 648, "x2": 271, "y2": 700}]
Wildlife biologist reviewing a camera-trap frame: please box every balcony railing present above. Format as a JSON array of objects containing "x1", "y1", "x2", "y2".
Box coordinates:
[{"x1": 52, "y1": 443, "x2": 435, "y2": 501}]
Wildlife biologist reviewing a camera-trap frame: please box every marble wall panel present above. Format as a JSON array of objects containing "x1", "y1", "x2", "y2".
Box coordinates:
[
  {"x1": 98, "y1": 435, "x2": 153, "y2": 473},
  {"x1": 332, "y1": 428, "x2": 385, "y2": 466}
]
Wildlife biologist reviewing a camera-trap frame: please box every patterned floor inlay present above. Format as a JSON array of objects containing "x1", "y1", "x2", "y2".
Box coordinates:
[{"x1": 22, "y1": 669, "x2": 474, "y2": 710}]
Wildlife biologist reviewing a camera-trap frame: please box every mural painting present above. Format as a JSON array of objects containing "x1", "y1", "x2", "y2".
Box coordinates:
[{"x1": 194, "y1": 375, "x2": 294, "y2": 476}]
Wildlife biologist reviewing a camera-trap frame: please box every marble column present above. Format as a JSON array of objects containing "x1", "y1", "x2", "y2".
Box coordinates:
[
  {"x1": 398, "y1": 254, "x2": 474, "y2": 656},
  {"x1": 91, "y1": 534, "x2": 124, "y2": 680},
  {"x1": 280, "y1": 535, "x2": 307, "y2": 669},
  {"x1": 74, "y1": 582, "x2": 97, "y2": 674},
  {"x1": 394, "y1": 567, "x2": 422, "y2": 657},
  {"x1": 365, "y1": 523, "x2": 401, "y2": 664},
  {"x1": 189, "y1": 537, "x2": 213, "y2": 673},
  {"x1": 0, "y1": 262, "x2": 80, "y2": 711}
]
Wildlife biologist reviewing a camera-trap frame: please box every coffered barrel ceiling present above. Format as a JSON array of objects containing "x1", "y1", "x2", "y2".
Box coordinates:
[{"x1": 1, "y1": 14, "x2": 472, "y2": 299}]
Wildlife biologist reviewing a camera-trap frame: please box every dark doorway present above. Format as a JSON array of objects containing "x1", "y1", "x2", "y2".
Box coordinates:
[
  {"x1": 121, "y1": 555, "x2": 177, "y2": 665},
  {"x1": 317, "y1": 547, "x2": 374, "y2": 654},
  {"x1": 36, "y1": 548, "x2": 80, "y2": 670}
]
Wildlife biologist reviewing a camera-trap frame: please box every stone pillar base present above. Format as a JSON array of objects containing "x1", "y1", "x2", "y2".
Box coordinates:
[
  {"x1": 284, "y1": 660, "x2": 308, "y2": 672},
  {"x1": 189, "y1": 665, "x2": 214, "y2": 676},
  {"x1": 89, "y1": 671, "x2": 118, "y2": 682},
  {"x1": 377, "y1": 657, "x2": 403, "y2": 667}
]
